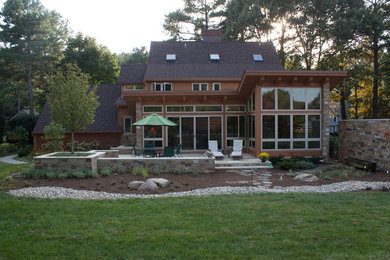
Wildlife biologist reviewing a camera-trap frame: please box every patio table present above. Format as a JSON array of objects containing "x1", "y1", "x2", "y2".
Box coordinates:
[{"x1": 143, "y1": 148, "x2": 161, "y2": 158}]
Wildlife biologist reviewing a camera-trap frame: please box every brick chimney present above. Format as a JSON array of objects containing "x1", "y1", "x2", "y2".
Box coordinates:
[{"x1": 201, "y1": 29, "x2": 223, "y2": 42}]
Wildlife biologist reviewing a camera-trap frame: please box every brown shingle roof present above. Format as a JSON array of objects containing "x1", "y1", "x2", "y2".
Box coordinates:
[
  {"x1": 118, "y1": 64, "x2": 147, "y2": 84},
  {"x1": 144, "y1": 41, "x2": 284, "y2": 79},
  {"x1": 33, "y1": 84, "x2": 122, "y2": 133}
]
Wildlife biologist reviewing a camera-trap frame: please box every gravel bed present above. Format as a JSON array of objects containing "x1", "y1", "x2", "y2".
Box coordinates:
[{"x1": 8, "y1": 181, "x2": 390, "y2": 200}]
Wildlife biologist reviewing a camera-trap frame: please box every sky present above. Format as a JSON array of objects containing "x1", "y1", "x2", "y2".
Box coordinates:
[{"x1": 0, "y1": 0, "x2": 184, "y2": 54}]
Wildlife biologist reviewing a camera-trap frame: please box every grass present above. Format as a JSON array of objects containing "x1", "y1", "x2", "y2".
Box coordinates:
[
  {"x1": 0, "y1": 192, "x2": 390, "y2": 258},
  {"x1": 0, "y1": 161, "x2": 32, "y2": 190}
]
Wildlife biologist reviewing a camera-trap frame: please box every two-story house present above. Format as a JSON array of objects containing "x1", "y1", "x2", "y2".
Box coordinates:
[{"x1": 33, "y1": 30, "x2": 347, "y2": 158}]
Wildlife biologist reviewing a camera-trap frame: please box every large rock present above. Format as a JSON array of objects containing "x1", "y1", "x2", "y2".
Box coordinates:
[
  {"x1": 128, "y1": 181, "x2": 145, "y2": 190},
  {"x1": 148, "y1": 178, "x2": 170, "y2": 188},
  {"x1": 138, "y1": 179, "x2": 158, "y2": 190},
  {"x1": 293, "y1": 173, "x2": 319, "y2": 182}
]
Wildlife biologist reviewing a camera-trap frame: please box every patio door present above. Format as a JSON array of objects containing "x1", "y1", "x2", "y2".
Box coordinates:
[
  {"x1": 196, "y1": 117, "x2": 208, "y2": 150},
  {"x1": 167, "y1": 116, "x2": 222, "y2": 151},
  {"x1": 181, "y1": 117, "x2": 194, "y2": 150}
]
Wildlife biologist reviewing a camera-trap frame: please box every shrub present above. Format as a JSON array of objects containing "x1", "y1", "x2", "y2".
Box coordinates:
[
  {"x1": 58, "y1": 172, "x2": 70, "y2": 179},
  {"x1": 152, "y1": 167, "x2": 160, "y2": 176},
  {"x1": 72, "y1": 171, "x2": 86, "y2": 179},
  {"x1": 46, "y1": 172, "x2": 59, "y2": 179},
  {"x1": 7, "y1": 114, "x2": 38, "y2": 145},
  {"x1": 83, "y1": 168, "x2": 98, "y2": 178},
  {"x1": 114, "y1": 167, "x2": 126, "y2": 175},
  {"x1": 191, "y1": 168, "x2": 199, "y2": 176},
  {"x1": 269, "y1": 155, "x2": 284, "y2": 164},
  {"x1": 132, "y1": 166, "x2": 142, "y2": 176},
  {"x1": 65, "y1": 140, "x2": 101, "y2": 152},
  {"x1": 173, "y1": 167, "x2": 183, "y2": 175},
  {"x1": 295, "y1": 161, "x2": 316, "y2": 170},
  {"x1": 141, "y1": 167, "x2": 148, "y2": 178},
  {"x1": 21, "y1": 166, "x2": 35, "y2": 179},
  {"x1": 277, "y1": 159, "x2": 297, "y2": 170},
  {"x1": 100, "y1": 167, "x2": 112, "y2": 176},
  {"x1": 18, "y1": 145, "x2": 32, "y2": 157}
]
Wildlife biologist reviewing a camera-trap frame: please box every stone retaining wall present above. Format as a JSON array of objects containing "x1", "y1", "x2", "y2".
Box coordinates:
[
  {"x1": 339, "y1": 119, "x2": 390, "y2": 170},
  {"x1": 97, "y1": 157, "x2": 215, "y2": 174},
  {"x1": 34, "y1": 152, "x2": 106, "y2": 173}
]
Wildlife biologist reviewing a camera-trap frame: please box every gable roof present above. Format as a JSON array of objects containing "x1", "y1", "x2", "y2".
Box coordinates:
[
  {"x1": 144, "y1": 41, "x2": 284, "y2": 80},
  {"x1": 33, "y1": 84, "x2": 122, "y2": 133},
  {"x1": 118, "y1": 64, "x2": 147, "y2": 84}
]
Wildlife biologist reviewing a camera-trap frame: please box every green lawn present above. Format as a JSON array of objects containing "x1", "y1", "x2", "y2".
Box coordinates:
[{"x1": 0, "y1": 192, "x2": 389, "y2": 259}]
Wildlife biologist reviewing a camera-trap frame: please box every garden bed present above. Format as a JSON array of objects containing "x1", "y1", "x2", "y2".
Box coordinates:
[{"x1": 11, "y1": 163, "x2": 390, "y2": 194}]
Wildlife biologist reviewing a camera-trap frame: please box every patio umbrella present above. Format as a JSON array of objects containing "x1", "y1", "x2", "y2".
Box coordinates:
[
  {"x1": 133, "y1": 113, "x2": 178, "y2": 126},
  {"x1": 133, "y1": 113, "x2": 178, "y2": 148}
]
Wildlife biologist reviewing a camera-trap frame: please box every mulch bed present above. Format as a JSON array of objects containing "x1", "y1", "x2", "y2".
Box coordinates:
[{"x1": 12, "y1": 166, "x2": 390, "y2": 194}]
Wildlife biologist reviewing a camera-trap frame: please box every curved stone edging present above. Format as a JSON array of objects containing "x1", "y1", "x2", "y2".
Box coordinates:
[{"x1": 7, "y1": 181, "x2": 390, "y2": 200}]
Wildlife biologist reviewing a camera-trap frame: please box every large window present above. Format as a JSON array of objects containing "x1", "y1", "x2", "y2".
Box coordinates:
[
  {"x1": 262, "y1": 87, "x2": 321, "y2": 110},
  {"x1": 226, "y1": 115, "x2": 246, "y2": 147},
  {"x1": 262, "y1": 114, "x2": 321, "y2": 150}
]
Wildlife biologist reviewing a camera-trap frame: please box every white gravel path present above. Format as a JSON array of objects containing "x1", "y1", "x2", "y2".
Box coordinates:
[
  {"x1": 8, "y1": 181, "x2": 390, "y2": 200},
  {"x1": 0, "y1": 154, "x2": 27, "y2": 165}
]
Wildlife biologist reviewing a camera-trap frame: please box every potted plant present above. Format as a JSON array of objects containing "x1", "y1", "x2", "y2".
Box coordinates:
[{"x1": 258, "y1": 152, "x2": 270, "y2": 163}]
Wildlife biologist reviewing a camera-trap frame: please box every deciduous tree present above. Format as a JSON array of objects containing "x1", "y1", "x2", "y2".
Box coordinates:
[{"x1": 47, "y1": 65, "x2": 99, "y2": 154}]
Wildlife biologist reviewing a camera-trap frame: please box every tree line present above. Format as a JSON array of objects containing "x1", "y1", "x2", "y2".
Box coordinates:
[
  {"x1": 164, "y1": 0, "x2": 390, "y2": 119},
  {"x1": 0, "y1": 0, "x2": 148, "y2": 145}
]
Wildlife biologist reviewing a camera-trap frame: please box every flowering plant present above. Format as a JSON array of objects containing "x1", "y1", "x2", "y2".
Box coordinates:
[{"x1": 258, "y1": 152, "x2": 269, "y2": 161}]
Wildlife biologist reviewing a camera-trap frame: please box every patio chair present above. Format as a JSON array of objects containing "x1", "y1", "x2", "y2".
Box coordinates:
[
  {"x1": 159, "y1": 146, "x2": 175, "y2": 157},
  {"x1": 175, "y1": 144, "x2": 182, "y2": 157},
  {"x1": 132, "y1": 146, "x2": 142, "y2": 157},
  {"x1": 231, "y1": 140, "x2": 243, "y2": 160},
  {"x1": 208, "y1": 141, "x2": 224, "y2": 160}
]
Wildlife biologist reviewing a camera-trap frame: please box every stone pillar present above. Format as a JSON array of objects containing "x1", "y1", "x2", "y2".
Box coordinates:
[
  {"x1": 321, "y1": 82, "x2": 330, "y2": 160},
  {"x1": 136, "y1": 101, "x2": 142, "y2": 147}
]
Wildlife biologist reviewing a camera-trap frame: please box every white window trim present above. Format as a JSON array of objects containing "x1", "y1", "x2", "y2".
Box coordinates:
[
  {"x1": 152, "y1": 82, "x2": 172, "y2": 91},
  {"x1": 226, "y1": 115, "x2": 246, "y2": 148},
  {"x1": 261, "y1": 114, "x2": 321, "y2": 151},
  {"x1": 212, "y1": 83, "x2": 221, "y2": 91},
  {"x1": 166, "y1": 105, "x2": 194, "y2": 113},
  {"x1": 143, "y1": 105, "x2": 163, "y2": 113},
  {"x1": 143, "y1": 123, "x2": 164, "y2": 149},
  {"x1": 261, "y1": 87, "x2": 322, "y2": 112},
  {"x1": 192, "y1": 83, "x2": 209, "y2": 91},
  {"x1": 123, "y1": 116, "x2": 132, "y2": 133},
  {"x1": 123, "y1": 85, "x2": 144, "y2": 91},
  {"x1": 195, "y1": 105, "x2": 223, "y2": 113}
]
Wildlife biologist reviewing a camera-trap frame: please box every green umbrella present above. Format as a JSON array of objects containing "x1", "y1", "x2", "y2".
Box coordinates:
[
  {"x1": 133, "y1": 113, "x2": 177, "y2": 150},
  {"x1": 133, "y1": 113, "x2": 178, "y2": 126}
]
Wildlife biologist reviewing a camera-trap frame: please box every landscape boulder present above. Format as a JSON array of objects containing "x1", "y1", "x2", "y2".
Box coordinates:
[
  {"x1": 128, "y1": 181, "x2": 145, "y2": 190},
  {"x1": 293, "y1": 173, "x2": 319, "y2": 182},
  {"x1": 148, "y1": 178, "x2": 170, "y2": 188},
  {"x1": 138, "y1": 179, "x2": 158, "y2": 190}
]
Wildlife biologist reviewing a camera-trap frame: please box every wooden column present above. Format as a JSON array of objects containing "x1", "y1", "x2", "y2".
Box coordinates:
[{"x1": 254, "y1": 84, "x2": 262, "y2": 156}]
